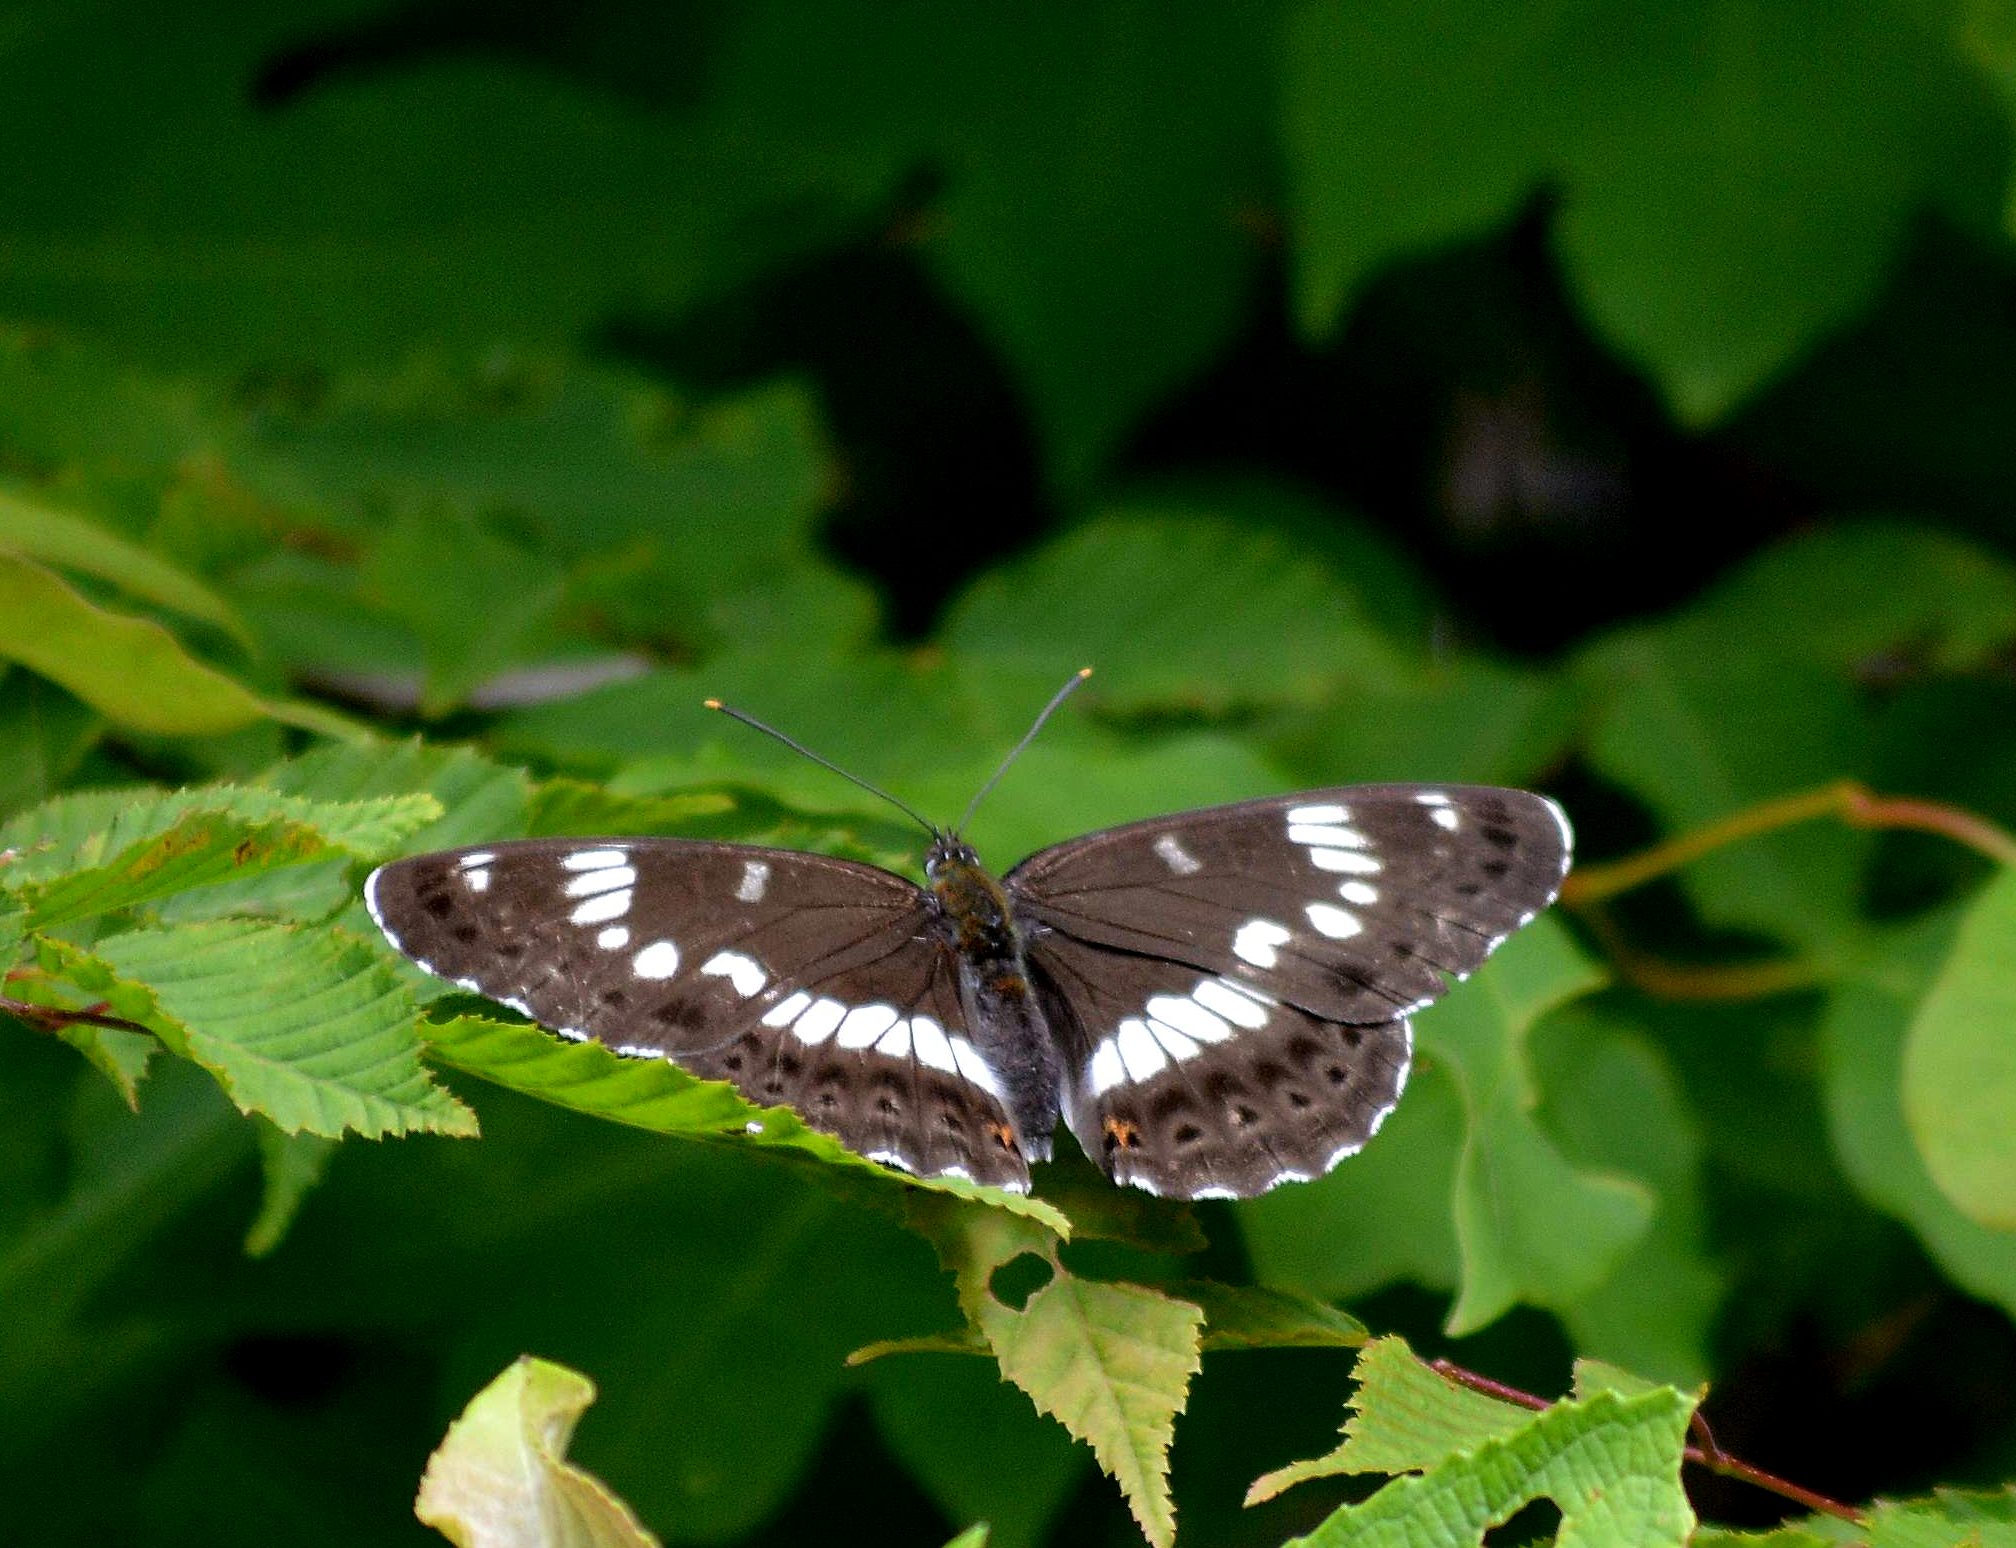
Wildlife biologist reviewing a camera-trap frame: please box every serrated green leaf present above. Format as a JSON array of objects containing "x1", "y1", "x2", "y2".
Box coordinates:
[
  {"x1": 0, "y1": 484, "x2": 247, "y2": 641},
  {"x1": 1689, "y1": 1526, "x2": 1837, "y2": 1548},
  {"x1": 977, "y1": 1269, "x2": 1201, "y2": 1548},
  {"x1": 415, "y1": 1356, "x2": 661, "y2": 1548},
  {"x1": 1181, "y1": 1282, "x2": 1368, "y2": 1352},
  {"x1": 1824, "y1": 914, "x2": 2016, "y2": 1319},
  {"x1": 1902, "y1": 867, "x2": 2016, "y2": 1230},
  {"x1": 1252, "y1": 1337, "x2": 1698, "y2": 1547},
  {"x1": 0, "y1": 553, "x2": 269, "y2": 735},
  {"x1": 421, "y1": 1013, "x2": 1067, "y2": 1231},
  {"x1": 0, "y1": 782, "x2": 441, "y2": 888},
  {"x1": 905, "y1": 1199, "x2": 1196, "y2": 1547},
  {"x1": 18, "y1": 813, "x2": 329, "y2": 929},
  {"x1": 942, "y1": 509, "x2": 1406, "y2": 714},
  {"x1": 261, "y1": 738, "x2": 533, "y2": 854},
  {"x1": 1248, "y1": 1336, "x2": 1531, "y2": 1501},
  {"x1": 1862, "y1": 1487, "x2": 2016, "y2": 1548},
  {"x1": 243, "y1": 1120, "x2": 337, "y2": 1258},
  {"x1": 1419, "y1": 920, "x2": 1653, "y2": 1335},
  {"x1": 78, "y1": 921, "x2": 477, "y2": 1140}
]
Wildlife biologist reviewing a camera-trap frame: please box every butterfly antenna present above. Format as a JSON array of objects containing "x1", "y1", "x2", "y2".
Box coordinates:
[
  {"x1": 958, "y1": 667, "x2": 1093, "y2": 833},
  {"x1": 703, "y1": 699, "x2": 937, "y2": 836}
]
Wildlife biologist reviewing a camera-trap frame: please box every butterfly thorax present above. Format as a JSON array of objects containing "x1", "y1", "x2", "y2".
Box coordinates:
[{"x1": 925, "y1": 835, "x2": 1059, "y2": 1158}]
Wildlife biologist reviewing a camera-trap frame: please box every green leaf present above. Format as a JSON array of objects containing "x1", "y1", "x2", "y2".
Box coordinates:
[
  {"x1": 1251, "y1": 1338, "x2": 1699, "y2": 1548},
  {"x1": 977, "y1": 1268, "x2": 1201, "y2": 1548},
  {"x1": 0, "y1": 553, "x2": 269, "y2": 735},
  {"x1": 1824, "y1": 915, "x2": 2016, "y2": 1318},
  {"x1": 17, "y1": 814, "x2": 328, "y2": 930},
  {"x1": 76, "y1": 921, "x2": 477, "y2": 1140},
  {"x1": 415, "y1": 1356, "x2": 661, "y2": 1548},
  {"x1": 421, "y1": 1013, "x2": 1067, "y2": 1231},
  {"x1": 0, "y1": 484, "x2": 247, "y2": 642},
  {"x1": 1180, "y1": 1282, "x2": 1368, "y2": 1352},
  {"x1": 1578, "y1": 628, "x2": 1871, "y2": 946},
  {"x1": 941, "y1": 1529, "x2": 990, "y2": 1548},
  {"x1": 1685, "y1": 519, "x2": 2016, "y2": 674},
  {"x1": 1421, "y1": 921, "x2": 1653, "y2": 1335},
  {"x1": 243, "y1": 1121, "x2": 337, "y2": 1259},
  {"x1": 1284, "y1": 0, "x2": 1996, "y2": 423},
  {"x1": 941, "y1": 509, "x2": 1407, "y2": 715},
  {"x1": 0, "y1": 782, "x2": 438, "y2": 889},
  {"x1": 1535, "y1": 1004, "x2": 1723, "y2": 1386},
  {"x1": 910, "y1": 1201, "x2": 1200, "y2": 1548},
  {"x1": 1902, "y1": 867, "x2": 2016, "y2": 1230},
  {"x1": 1860, "y1": 1487, "x2": 2016, "y2": 1548},
  {"x1": 1247, "y1": 1337, "x2": 1531, "y2": 1501}
]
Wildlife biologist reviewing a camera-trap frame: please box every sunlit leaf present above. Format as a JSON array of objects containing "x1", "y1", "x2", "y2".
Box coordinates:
[
  {"x1": 69, "y1": 922, "x2": 478, "y2": 1140},
  {"x1": 415, "y1": 1356, "x2": 661, "y2": 1548}
]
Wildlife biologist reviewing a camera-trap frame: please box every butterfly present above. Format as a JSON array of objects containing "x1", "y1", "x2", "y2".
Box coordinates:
[{"x1": 365, "y1": 673, "x2": 1572, "y2": 1199}]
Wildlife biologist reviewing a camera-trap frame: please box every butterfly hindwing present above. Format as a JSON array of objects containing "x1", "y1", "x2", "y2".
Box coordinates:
[
  {"x1": 366, "y1": 839, "x2": 1032, "y2": 1191},
  {"x1": 1028, "y1": 929, "x2": 1413, "y2": 1198},
  {"x1": 1008, "y1": 785, "x2": 1570, "y2": 1197}
]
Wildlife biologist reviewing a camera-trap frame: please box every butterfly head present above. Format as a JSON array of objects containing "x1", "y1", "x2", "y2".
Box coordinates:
[{"x1": 924, "y1": 831, "x2": 984, "y2": 881}]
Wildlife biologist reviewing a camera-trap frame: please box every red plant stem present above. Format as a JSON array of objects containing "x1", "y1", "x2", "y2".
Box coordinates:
[
  {"x1": 1561, "y1": 778, "x2": 2016, "y2": 907},
  {"x1": 0, "y1": 994, "x2": 155, "y2": 1038},
  {"x1": 1429, "y1": 1359, "x2": 1865, "y2": 1526}
]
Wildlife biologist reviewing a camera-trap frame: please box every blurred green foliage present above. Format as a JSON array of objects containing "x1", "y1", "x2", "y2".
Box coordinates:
[{"x1": 5, "y1": 1, "x2": 2016, "y2": 1543}]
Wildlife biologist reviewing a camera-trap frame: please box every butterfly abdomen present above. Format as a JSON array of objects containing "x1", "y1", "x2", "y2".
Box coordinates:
[{"x1": 927, "y1": 848, "x2": 1061, "y2": 1158}]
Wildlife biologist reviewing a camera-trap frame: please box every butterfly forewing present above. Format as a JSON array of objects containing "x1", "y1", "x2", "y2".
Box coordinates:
[
  {"x1": 1007, "y1": 785, "x2": 1571, "y2": 1197},
  {"x1": 366, "y1": 840, "x2": 1032, "y2": 1191}
]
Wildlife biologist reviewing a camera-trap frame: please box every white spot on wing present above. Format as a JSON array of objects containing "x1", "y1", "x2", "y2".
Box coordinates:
[
  {"x1": 1339, "y1": 880, "x2": 1380, "y2": 906},
  {"x1": 1146, "y1": 993, "x2": 1231, "y2": 1044},
  {"x1": 793, "y1": 998, "x2": 845, "y2": 1043},
  {"x1": 562, "y1": 848, "x2": 627, "y2": 871},
  {"x1": 1289, "y1": 822, "x2": 1370, "y2": 850},
  {"x1": 874, "y1": 1019, "x2": 912, "y2": 1059},
  {"x1": 1195, "y1": 977, "x2": 1269, "y2": 1027},
  {"x1": 570, "y1": 889, "x2": 631, "y2": 926},
  {"x1": 1232, "y1": 918, "x2": 1291, "y2": 969},
  {"x1": 910, "y1": 1016, "x2": 957, "y2": 1073},
  {"x1": 632, "y1": 940, "x2": 681, "y2": 979},
  {"x1": 836, "y1": 1003, "x2": 900, "y2": 1049},
  {"x1": 458, "y1": 851, "x2": 495, "y2": 869},
  {"x1": 1152, "y1": 834, "x2": 1202, "y2": 875},
  {"x1": 1309, "y1": 847, "x2": 1382, "y2": 874},
  {"x1": 1147, "y1": 1019, "x2": 1202, "y2": 1061},
  {"x1": 1114, "y1": 1018, "x2": 1169, "y2": 1082},
  {"x1": 1287, "y1": 803, "x2": 1349, "y2": 825},
  {"x1": 1088, "y1": 1038, "x2": 1125, "y2": 1095},
  {"x1": 950, "y1": 1038, "x2": 1005, "y2": 1099},
  {"x1": 700, "y1": 950, "x2": 765, "y2": 997},
  {"x1": 737, "y1": 859, "x2": 771, "y2": 902},
  {"x1": 565, "y1": 865, "x2": 635, "y2": 898},
  {"x1": 865, "y1": 1148, "x2": 915, "y2": 1174},
  {"x1": 596, "y1": 925, "x2": 630, "y2": 950},
  {"x1": 1306, "y1": 902, "x2": 1363, "y2": 939},
  {"x1": 1414, "y1": 789, "x2": 1452, "y2": 805},
  {"x1": 1545, "y1": 795, "x2": 1574, "y2": 855},
  {"x1": 464, "y1": 867, "x2": 491, "y2": 892},
  {"x1": 762, "y1": 990, "x2": 812, "y2": 1028},
  {"x1": 1192, "y1": 1185, "x2": 1240, "y2": 1201},
  {"x1": 1431, "y1": 806, "x2": 1460, "y2": 832}
]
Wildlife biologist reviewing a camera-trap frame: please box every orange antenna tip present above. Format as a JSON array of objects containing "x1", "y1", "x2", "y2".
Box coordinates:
[{"x1": 702, "y1": 698, "x2": 723, "y2": 710}]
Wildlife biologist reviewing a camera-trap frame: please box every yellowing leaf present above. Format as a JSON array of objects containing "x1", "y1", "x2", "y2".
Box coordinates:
[{"x1": 416, "y1": 1356, "x2": 661, "y2": 1548}]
